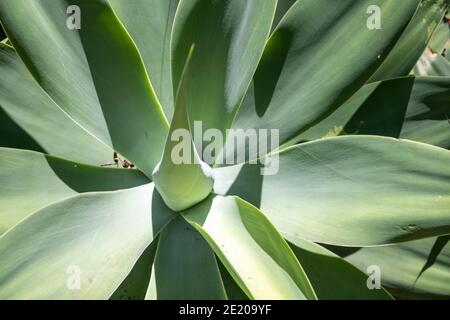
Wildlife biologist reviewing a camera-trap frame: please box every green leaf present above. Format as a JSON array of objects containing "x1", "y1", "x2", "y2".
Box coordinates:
[
  {"x1": 214, "y1": 136, "x2": 450, "y2": 246},
  {"x1": 429, "y1": 20, "x2": 450, "y2": 54},
  {"x1": 225, "y1": 0, "x2": 421, "y2": 162},
  {"x1": 333, "y1": 236, "x2": 450, "y2": 299},
  {"x1": 0, "y1": 104, "x2": 44, "y2": 153},
  {"x1": 171, "y1": 0, "x2": 277, "y2": 159},
  {"x1": 346, "y1": 77, "x2": 450, "y2": 149},
  {"x1": 183, "y1": 195, "x2": 317, "y2": 300},
  {"x1": 217, "y1": 259, "x2": 250, "y2": 300},
  {"x1": 152, "y1": 45, "x2": 214, "y2": 212},
  {"x1": 368, "y1": 0, "x2": 449, "y2": 82},
  {"x1": 0, "y1": 0, "x2": 168, "y2": 176},
  {"x1": 0, "y1": 184, "x2": 175, "y2": 299},
  {"x1": 400, "y1": 77, "x2": 450, "y2": 148},
  {"x1": 299, "y1": 76, "x2": 450, "y2": 149},
  {"x1": 0, "y1": 147, "x2": 149, "y2": 235},
  {"x1": 414, "y1": 48, "x2": 450, "y2": 76},
  {"x1": 287, "y1": 238, "x2": 393, "y2": 300},
  {"x1": 109, "y1": 0, "x2": 179, "y2": 119},
  {"x1": 0, "y1": 43, "x2": 113, "y2": 164},
  {"x1": 147, "y1": 216, "x2": 227, "y2": 300},
  {"x1": 110, "y1": 238, "x2": 159, "y2": 300},
  {"x1": 271, "y1": 0, "x2": 297, "y2": 32}
]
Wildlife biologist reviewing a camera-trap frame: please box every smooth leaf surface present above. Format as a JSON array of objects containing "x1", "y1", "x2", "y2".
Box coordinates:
[
  {"x1": 217, "y1": 260, "x2": 250, "y2": 300},
  {"x1": 214, "y1": 136, "x2": 450, "y2": 246},
  {"x1": 368, "y1": 0, "x2": 448, "y2": 82},
  {"x1": 0, "y1": 43, "x2": 113, "y2": 164},
  {"x1": 299, "y1": 76, "x2": 450, "y2": 149},
  {"x1": 0, "y1": 0, "x2": 168, "y2": 176},
  {"x1": 171, "y1": 0, "x2": 277, "y2": 158},
  {"x1": 152, "y1": 45, "x2": 214, "y2": 212},
  {"x1": 183, "y1": 195, "x2": 317, "y2": 300},
  {"x1": 400, "y1": 77, "x2": 450, "y2": 148},
  {"x1": 429, "y1": 20, "x2": 450, "y2": 53},
  {"x1": 224, "y1": 0, "x2": 420, "y2": 162},
  {"x1": 287, "y1": 238, "x2": 393, "y2": 300},
  {"x1": 0, "y1": 104, "x2": 44, "y2": 153},
  {"x1": 0, "y1": 147, "x2": 149, "y2": 235},
  {"x1": 334, "y1": 236, "x2": 450, "y2": 299},
  {"x1": 147, "y1": 216, "x2": 227, "y2": 300},
  {"x1": 109, "y1": 0, "x2": 179, "y2": 119},
  {"x1": 0, "y1": 184, "x2": 175, "y2": 299},
  {"x1": 271, "y1": 0, "x2": 296, "y2": 32},
  {"x1": 110, "y1": 238, "x2": 159, "y2": 300}
]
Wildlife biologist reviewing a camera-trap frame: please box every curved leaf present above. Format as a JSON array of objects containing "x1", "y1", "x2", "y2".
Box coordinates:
[
  {"x1": 0, "y1": 105, "x2": 44, "y2": 153},
  {"x1": 214, "y1": 136, "x2": 450, "y2": 246},
  {"x1": 0, "y1": 147, "x2": 149, "y2": 235},
  {"x1": 110, "y1": 238, "x2": 159, "y2": 300},
  {"x1": 414, "y1": 48, "x2": 450, "y2": 76},
  {"x1": 109, "y1": 0, "x2": 179, "y2": 119},
  {"x1": 429, "y1": 20, "x2": 450, "y2": 53},
  {"x1": 171, "y1": 0, "x2": 277, "y2": 159},
  {"x1": 0, "y1": 184, "x2": 175, "y2": 299},
  {"x1": 147, "y1": 216, "x2": 227, "y2": 300},
  {"x1": 287, "y1": 238, "x2": 393, "y2": 300},
  {"x1": 334, "y1": 236, "x2": 450, "y2": 299},
  {"x1": 0, "y1": 0, "x2": 168, "y2": 176},
  {"x1": 183, "y1": 195, "x2": 317, "y2": 300},
  {"x1": 152, "y1": 45, "x2": 214, "y2": 212},
  {"x1": 368, "y1": 0, "x2": 448, "y2": 82},
  {"x1": 0, "y1": 43, "x2": 113, "y2": 164},
  {"x1": 299, "y1": 76, "x2": 450, "y2": 149},
  {"x1": 271, "y1": 0, "x2": 297, "y2": 32},
  {"x1": 224, "y1": 0, "x2": 421, "y2": 162}
]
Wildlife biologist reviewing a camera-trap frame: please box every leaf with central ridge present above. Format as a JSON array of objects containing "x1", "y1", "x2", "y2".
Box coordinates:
[
  {"x1": 0, "y1": 184, "x2": 175, "y2": 299},
  {"x1": 183, "y1": 195, "x2": 317, "y2": 300},
  {"x1": 171, "y1": 0, "x2": 277, "y2": 159},
  {"x1": 214, "y1": 136, "x2": 450, "y2": 246},
  {"x1": 223, "y1": 0, "x2": 421, "y2": 163},
  {"x1": 0, "y1": 0, "x2": 168, "y2": 176},
  {"x1": 109, "y1": 0, "x2": 179, "y2": 119},
  {"x1": 0, "y1": 147, "x2": 149, "y2": 236}
]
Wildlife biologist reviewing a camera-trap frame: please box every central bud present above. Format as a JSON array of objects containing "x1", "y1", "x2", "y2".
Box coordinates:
[
  {"x1": 152, "y1": 45, "x2": 214, "y2": 212},
  {"x1": 152, "y1": 153, "x2": 214, "y2": 212}
]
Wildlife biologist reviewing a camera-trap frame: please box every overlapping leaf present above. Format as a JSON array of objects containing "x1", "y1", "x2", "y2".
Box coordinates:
[
  {"x1": 0, "y1": 184, "x2": 175, "y2": 299},
  {"x1": 332, "y1": 236, "x2": 450, "y2": 299},
  {"x1": 171, "y1": 0, "x2": 277, "y2": 159},
  {"x1": 183, "y1": 195, "x2": 317, "y2": 300},
  {"x1": 214, "y1": 136, "x2": 450, "y2": 246},
  {"x1": 222, "y1": 0, "x2": 421, "y2": 162},
  {"x1": 0, "y1": 0, "x2": 169, "y2": 176},
  {"x1": 0, "y1": 147, "x2": 148, "y2": 235},
  {"x1": 0, "y1": 43, "x2": 113, "y2": 164},
  {"x1": 109, "y1": 0, "x2": 179, "y2": 119}
]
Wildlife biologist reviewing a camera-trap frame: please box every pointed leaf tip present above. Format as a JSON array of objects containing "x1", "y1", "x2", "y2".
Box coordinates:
[{"x1": 152, "y1": 44, "x2": 214, "y2": 212}]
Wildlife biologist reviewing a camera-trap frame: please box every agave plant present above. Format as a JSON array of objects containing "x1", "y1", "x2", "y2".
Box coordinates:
[{"x1": 0, "y1": 0, "x2": 449, "y2": 300}]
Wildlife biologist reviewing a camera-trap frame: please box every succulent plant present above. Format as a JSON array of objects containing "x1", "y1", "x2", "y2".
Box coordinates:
[{"x1": 0, "y1": 0, "x2": 449, "y2": 300}]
